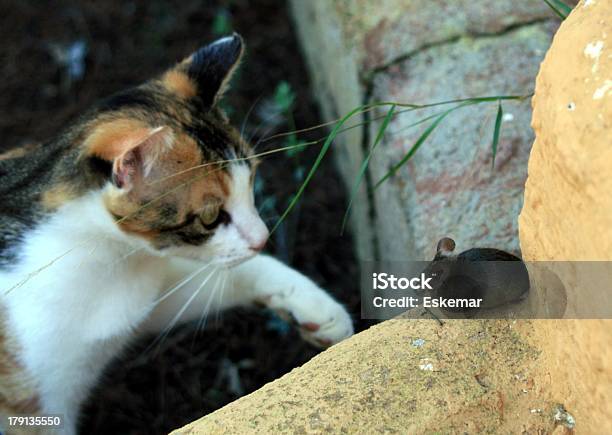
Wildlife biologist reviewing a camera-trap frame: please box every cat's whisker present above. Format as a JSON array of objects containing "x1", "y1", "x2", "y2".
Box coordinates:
[
  {"x1": 240, "y1": 94, "x2": 263, "y2": 140},
  {"x1": 252, "y1": 124, "x2": 283, "y2": 153},
  {"x1": 145, "y1": 139, "x2": 321, "y2": 187},
  {"x1": 247, "y1": 106, "x2": 284, "y2": 145},
  {"x1": 152, "y1": 261, "x2": 214, "y2": 307},
  {"x1": 147, "y1": 266, "x2": 220, "y2": 354},
  {"x1": 188, "y1": 268, "x2": 224, "y2": 350},
  {"x1": 213, "y1": 270, "x2": 229, "y2": 327},
  {"x1": 111, "y1": 246, "x2": 146, "y2": 266},
  {"x1": 194, "y1": 268, "x2": 223, "y2": 334}
]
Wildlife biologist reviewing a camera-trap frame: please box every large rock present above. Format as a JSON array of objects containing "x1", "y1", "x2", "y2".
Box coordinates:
[
  {"x1": 172, "y1": 318, "x2": 563, "y2": 434},
  {"x1": 519, "y1": 0, "x2": 612, "y2": 430},
  {"x1": 290, "y1": 0, "x2": 560, "y2": 260}
]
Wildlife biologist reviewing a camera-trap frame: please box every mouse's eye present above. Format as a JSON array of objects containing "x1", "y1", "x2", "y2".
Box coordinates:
[
  {"x1": 200, "y1": 197, "x2": 223, "y2": 226},
  {"x1": 430, "y1": 266, "x2": 447, "y2": 280}
]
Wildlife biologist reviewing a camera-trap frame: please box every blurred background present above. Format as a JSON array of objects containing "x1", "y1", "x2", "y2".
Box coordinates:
[{"x1": 0, "y1": 0, "x2": 367, "y2": 433}]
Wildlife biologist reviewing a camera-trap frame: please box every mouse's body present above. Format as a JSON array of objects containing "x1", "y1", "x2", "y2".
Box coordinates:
[{"x1": 423, "y1": 238, "x2": 530, "y2": 313}]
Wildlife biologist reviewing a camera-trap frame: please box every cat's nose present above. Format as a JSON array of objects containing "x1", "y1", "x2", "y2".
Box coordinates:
[{"x1": 231, "y1": 205, "x2": 269, "y2": 252}]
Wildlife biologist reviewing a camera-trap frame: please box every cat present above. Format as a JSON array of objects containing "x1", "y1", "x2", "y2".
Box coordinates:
[{"x1": 0, "y1": 33, "x2": 353, "y2": 435}]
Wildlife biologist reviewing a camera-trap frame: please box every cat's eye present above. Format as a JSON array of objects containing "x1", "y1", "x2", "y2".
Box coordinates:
[
  {"x1": 199, "y1": 197, "x2": 229, "y2": 229},
  {"x1": 200, "y1": 198, "x2": 221, "y2": 225}
]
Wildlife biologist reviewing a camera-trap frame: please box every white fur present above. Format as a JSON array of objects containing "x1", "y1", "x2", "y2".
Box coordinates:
[{"x1": 0, "y1": 164, "x2": 352, "y2": 435}]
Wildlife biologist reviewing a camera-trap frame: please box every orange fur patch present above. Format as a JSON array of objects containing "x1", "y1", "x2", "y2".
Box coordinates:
[
  {"x1": 0, "y1": 310, "x2": 41, "y2": 418},
  {"x1": 161, "y1": 70, "x2": 197, "y2": 99},
  {"x1": 42, "y1": 183, "x2": 78, "y2": 210},
  {"x1": 84, "y1": 119, "x2": 153, "y2": 161},
  {"x1": 102, "y1": 131, "x2": 231, "y2": 243}
]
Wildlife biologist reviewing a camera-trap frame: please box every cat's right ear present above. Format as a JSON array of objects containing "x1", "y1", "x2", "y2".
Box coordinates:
[
  {"x1": 85, "y1": 121, "x2": 173, "y2": 190},
  {"x1": 111, "y1": 127, "x2": 173, "y2": 190},
  {"x1": 164, "y1": 34, "x2": 244, "y2": 106}
]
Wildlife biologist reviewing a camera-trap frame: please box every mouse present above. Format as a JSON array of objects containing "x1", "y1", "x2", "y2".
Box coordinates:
[{"x1": 421, "y1": 237, "x2": 530, "y2": 315}]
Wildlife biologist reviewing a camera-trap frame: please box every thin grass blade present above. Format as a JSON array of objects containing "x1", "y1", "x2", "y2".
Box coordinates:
[
  {"x1": 271, "y1": 105, "x2": 367, "y2": 234},
  {"x1": 542, "y1": 0, "x2": 572, "y2": 19},
  {"x1": 341, "y1": 105, "x2": 396, "y2": 234},
  {"x1": 374, "y1": 101, "x2": 474, "y2": 188},
  {"x1": 491, "y1": 101, "x2": 503, "y2": 169}
]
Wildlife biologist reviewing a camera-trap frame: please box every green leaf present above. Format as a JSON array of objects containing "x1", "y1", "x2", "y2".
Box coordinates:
[
  {"x1": 341, "y1": 104, "x2": 396, "y2": 234},
  {"x1": 273, "y1": 81, "x2": 295, "y2": 112},
  {"x1": 271, "y1": 105, "x2": 366, "y2": 234},
  {"x1": 491, "y1": 101, "x2": 503, "y2": 169},
  {"x1": 374, "y1": 101, "x2": 474, "y2": 188},
  {"x1": 269, "y1": 94, "x2": 533, "y2": 233},
  {"x1": 212, "y1": 10, "x2": 232, "y2": 35},
  {"x1": 542, "y1": 0, "x2": 572, "y2": 19}
]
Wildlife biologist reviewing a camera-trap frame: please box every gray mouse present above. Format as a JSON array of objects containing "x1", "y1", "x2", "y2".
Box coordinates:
[{"x1": 421, "y1": 237, "x2": 530, "y2": 314}]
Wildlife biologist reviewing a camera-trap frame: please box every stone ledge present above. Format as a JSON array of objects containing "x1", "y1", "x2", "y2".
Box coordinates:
[{"x1": 172, "y1": 317, "x2": 563, "y2": 434}]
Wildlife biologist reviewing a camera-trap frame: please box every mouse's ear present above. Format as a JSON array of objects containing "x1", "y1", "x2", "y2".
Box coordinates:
[{"x1": 436, "y1": 237, "x2": 456, "y2": 256}]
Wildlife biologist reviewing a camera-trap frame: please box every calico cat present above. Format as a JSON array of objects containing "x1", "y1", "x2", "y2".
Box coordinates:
[{"x1": 0, "y1": 34, "x2": 353, "y2": 434}]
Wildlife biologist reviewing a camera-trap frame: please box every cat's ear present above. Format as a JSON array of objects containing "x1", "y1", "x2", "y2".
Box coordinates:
[
  {"x1": 168, "y1": 34, "x2": 244, "y2": 106},
  {"x1": 110, "y1": 126, "x2": 174, "y2": 190}
]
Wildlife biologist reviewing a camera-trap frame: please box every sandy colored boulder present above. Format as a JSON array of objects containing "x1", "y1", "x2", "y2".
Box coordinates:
[
  {"x1": 519, "y1": 0, "x2": 612, "y2": 431},
  {"x1": 172, "y1": 318, "x2": 566, "y2": 434}
]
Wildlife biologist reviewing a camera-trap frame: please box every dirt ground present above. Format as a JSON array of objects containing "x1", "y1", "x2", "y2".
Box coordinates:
[{"x1": 0, "y1": 0, "x2": 370, "y2": 433}]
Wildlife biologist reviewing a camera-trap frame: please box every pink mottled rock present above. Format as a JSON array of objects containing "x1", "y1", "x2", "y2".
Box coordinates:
[
  {"x1": 369, "y1": 23, "x2": 556, "y2": 260},
  {"x1": 290, "y1": 0, "x2": 559, "y2": 261}
]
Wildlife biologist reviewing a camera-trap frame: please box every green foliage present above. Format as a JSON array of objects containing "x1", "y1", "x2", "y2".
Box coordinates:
[
  {"x1": 212, "y1": 9, "x2": 232, "y2": 35},
  {"x1": 274, "y1": 81, "x2": 308, "y2": 157},
  {"x1": 374, "y1": 102, "x2": 469, "y2": 188},
  {"x1": 270, "y1": 94, "x2": 531, "y2": 234},
  {"x1": 491, "y1": 102, "x2": 503, "y2": 169},
  {"x1": 341, "y1": 104, "x2": 395, "y2": 233},
  {"x1": 273, "y1": 81, "x2": 296, "y2": 112},
  {"x1": 271, "y1": 104, "x2": 366, "y2": 234}
]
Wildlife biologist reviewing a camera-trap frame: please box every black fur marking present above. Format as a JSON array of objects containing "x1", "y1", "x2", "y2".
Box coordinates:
[
  {"x1": 187, "y1": 34, "x2": 243, "y2": 106},
  {"x1": 184, "y1": 120, "x2": 235, "y2": 159},
  {"x1": 97, "y1": 87, "x2": 160, "y2": 113},
  {"x1": 175, "y1": 231, "x2": 211, "y2": 246},
  {"x1": 87, "y1": 156, "x2": 112, "y2": 179},
  {"x1": 0, "y1": 142, "x2": 65, "y2": 267},
  {"x1": 158, "y1": 204, "x2": 178, "y2": 221}
]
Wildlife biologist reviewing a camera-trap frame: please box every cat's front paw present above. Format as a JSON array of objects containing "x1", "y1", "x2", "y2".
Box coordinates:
[
  {"x1": 264, "y1": 283, "x2": 353, "y2": 348},
  {"x1": 297, "y1": 299, "x2": 354, "y2": 348}
]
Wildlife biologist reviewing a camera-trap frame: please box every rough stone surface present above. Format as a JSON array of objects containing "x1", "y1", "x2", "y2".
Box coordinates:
[
  {"x1": 290, "y1": 0, "x2": 560, "y2": 262},
  {"x1": 172, "y1": 318, "x2": 563, "y2": 434},
  {"x1": 335, "y1": 0, "x2": 556, "y2": 72},
  {"x1": 519, "y1": 0, "x2": 612, "y2": 431},
  {"x1": 369, "y1": 23, "x2": 555, "y2": 260}
]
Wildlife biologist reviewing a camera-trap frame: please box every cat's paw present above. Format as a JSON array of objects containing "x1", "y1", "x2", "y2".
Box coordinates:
[
  {"x1": 296, "y1": 301, "x2": 354, "y2": 348},
  {"x1": 265, "y1": 283, "x2": 354, "y2": 348}
]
